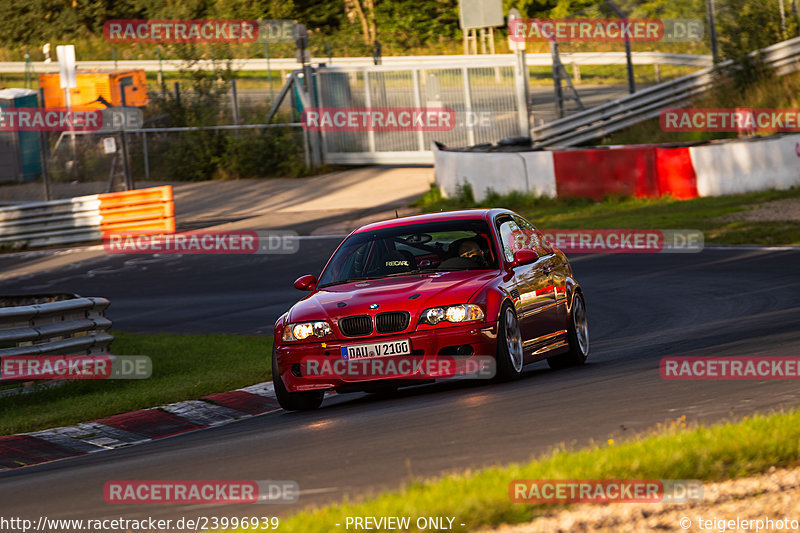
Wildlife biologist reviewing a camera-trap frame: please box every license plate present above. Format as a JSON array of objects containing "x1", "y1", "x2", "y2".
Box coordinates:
[{"x1": 341, "y1": 339, "x2": 411, "y2": 360}]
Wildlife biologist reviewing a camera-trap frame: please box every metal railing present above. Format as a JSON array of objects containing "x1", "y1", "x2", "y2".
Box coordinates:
[
  {"x1": 531, "y1": 36, "x2": 800, "y2": 147},
  {"x1": 0, "y1": 197, "x2": 103, "y2": 248},
  {"x1": 0, "y1": 186, "x2": 174, "y2": 248},
  {"x1": 0, "y1": 52, "x2": 713, "y2": 74},
  {"x1": 0, "y1": 295, "x2": 113, "y2": 359},
  {"x1": 314, "y1": 57, "x2": 529, "y2": 164}
]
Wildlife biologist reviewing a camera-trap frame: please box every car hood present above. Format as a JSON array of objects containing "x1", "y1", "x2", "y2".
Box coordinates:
[{"x1": 288, "y1": 270, "x2": 497, "y2": 323}]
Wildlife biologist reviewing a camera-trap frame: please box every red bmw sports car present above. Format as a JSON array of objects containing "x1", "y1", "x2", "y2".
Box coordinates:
[{"x1": 272, "y1": 209, "x2": 589, "y2": 410}]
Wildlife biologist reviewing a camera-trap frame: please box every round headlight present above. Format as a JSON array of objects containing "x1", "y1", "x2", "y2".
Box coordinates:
[
  {"x1": 425, "y1": 307, "x2": 445, "y2": 325},
  {"x1": 313, "y1": 321, "x2": 331, "y2": 337},
  {"x1": 292, "y1": 323, "x2": 314, "y2": 340},
  {"x1": 445, "y1": 305, "x2": 467, "y2": 322}
]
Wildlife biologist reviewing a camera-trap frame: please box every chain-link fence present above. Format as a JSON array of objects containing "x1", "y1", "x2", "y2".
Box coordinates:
[{"x1": 315, "y1": 58, "x2": 528, "y2": 164}]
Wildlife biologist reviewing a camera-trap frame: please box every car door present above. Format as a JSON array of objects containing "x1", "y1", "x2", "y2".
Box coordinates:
[
  {"x1": 496, "y1": 216, "x2": 554, "y2": 349},
  {"x1": 544, "y1": 236, "x2": 569, "y2": 335},
  {"x1": 517, "y1": 217, "x2": 570, "y2": 346},
  {"x1": 512, "y1": 216, "x2": 560, "y2": 350}
]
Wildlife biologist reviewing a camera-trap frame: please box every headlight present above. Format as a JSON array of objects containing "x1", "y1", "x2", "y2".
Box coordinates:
[
  {"x1": 420, "y1": 304, "x2": 484, "y2": 325},
  {"x1": 283, "y1": 321, "x2": 332, "y2": 341}
]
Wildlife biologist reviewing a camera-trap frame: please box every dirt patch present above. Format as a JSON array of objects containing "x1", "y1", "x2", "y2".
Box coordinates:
[
  {"x1": 483, "y1": 467, "x2": 800, "y2": 533},
  {"x1": 717, "y1": 197, "x2": 800, "y2": 223}
]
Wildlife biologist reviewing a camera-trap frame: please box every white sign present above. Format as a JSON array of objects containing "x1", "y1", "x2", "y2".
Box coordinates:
[
  {"x1": 56, "y1": 45, "x2": 76, "y2": 89},
  {"x1": 459, "y1": 0, "x2": 504, "y2": 30},
  {"x1": 103, "y1": 137, "x2": 117, "y2": 154}
]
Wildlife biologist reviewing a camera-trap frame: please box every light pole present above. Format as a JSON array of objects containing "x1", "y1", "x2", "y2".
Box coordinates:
[{"x1": 706, "y1": 0, "x2": 720, "y2": 63}]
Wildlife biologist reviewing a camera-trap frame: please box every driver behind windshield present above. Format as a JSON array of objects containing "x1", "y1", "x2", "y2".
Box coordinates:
[{"x1": 439, "y1": 237, "x2": 489, "y2": 269}]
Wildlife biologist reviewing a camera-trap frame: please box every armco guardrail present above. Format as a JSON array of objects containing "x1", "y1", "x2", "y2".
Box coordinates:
[
  {"x1": 0, "y1": 294, "x2": 113, "y2": 359},
  {"x1": 0, "y1": 185, "x2": 175, "y2": 248},
  {"x1": 531, "y1": 36, "x2": 800, "y2": 147},
  {"x1": 0, "y1": 52, "x2": 712, "y2": 74}
]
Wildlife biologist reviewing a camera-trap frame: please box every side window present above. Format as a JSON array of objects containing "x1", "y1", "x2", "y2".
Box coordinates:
[
  {"x1": 513, "y1": 215, "x2": 551, "y2": 256},
  {"x1": 497, "y1": 218, "x2": 520, "y2": 263},
  {"x1": 500, "y1": 215, "x2": 538, "y2": 255}
]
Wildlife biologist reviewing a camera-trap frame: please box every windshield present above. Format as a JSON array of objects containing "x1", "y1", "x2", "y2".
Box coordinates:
[{"x1": 317, "y1": 219, "x2": 498, "y2": 287}]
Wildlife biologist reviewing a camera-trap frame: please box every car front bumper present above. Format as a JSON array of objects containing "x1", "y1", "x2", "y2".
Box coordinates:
[{"x1": 275, "y1": 321, "x2": 499, "y2": 392}]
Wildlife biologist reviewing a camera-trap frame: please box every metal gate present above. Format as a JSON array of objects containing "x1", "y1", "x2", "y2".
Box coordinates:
[{"x1": 313, "y1": 57, "x2": 529, "y2": 164}]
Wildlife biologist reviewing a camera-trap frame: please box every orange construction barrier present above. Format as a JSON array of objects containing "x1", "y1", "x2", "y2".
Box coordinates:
[{"x1": 98, "y1": 186, "x2": 175, "y2": 237}]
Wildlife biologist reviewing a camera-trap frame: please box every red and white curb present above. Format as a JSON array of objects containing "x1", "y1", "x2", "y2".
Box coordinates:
[{"x1": 0, "y1": 382, "x2": 280, "y2": 472}]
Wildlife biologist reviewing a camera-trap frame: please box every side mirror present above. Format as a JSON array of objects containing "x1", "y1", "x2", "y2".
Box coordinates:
[
  {"x1": 510, "y1": 249, "x2": 538, "y2": 267},
  {"x1": 293, "y1": 274, "x2": 317, "y2": 291}
]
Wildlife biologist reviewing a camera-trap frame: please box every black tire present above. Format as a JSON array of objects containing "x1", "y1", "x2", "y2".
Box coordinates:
[
  {"x1": 547, "y1": 291, "x2": 589, "y2": 370},
  {"x1": 272, "y1": 349, "x2": 324, "y2": 411},
  {"x1": 495, "y1": 302, "x2": 525, "y2": 381}
]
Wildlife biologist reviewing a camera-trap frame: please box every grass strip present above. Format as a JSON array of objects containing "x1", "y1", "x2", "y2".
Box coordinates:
[
  {"x1": 274, "y1": 410, "x2": 800, "y2": 532},
  {"x1": 0, "y1": 331, "x2": 272, "y2": 436},
  {"x1": 413, "y1": 185, "x2": 800, "y2": 245}
]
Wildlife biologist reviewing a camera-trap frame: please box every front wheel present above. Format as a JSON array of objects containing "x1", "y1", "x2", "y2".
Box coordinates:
[
  {"x1": 272, "y1": 349, "x2": 324, "y2": 411},
  {"x1": 495, "y1": 303, "x2": 524, "y2": 381},
  {"x1": 547, "y1": 291, "x2": 589, "y2": 370}
]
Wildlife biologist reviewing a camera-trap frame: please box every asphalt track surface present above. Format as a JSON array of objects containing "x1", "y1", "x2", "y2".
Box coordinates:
[{"x1": 1, "y1": 244, "x2": 799, "y2": 525}]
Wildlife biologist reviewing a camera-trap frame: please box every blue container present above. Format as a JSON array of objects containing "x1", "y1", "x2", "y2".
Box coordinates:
[{"x1": 0, "y1": 88, "x2": 42, "y2": 183}]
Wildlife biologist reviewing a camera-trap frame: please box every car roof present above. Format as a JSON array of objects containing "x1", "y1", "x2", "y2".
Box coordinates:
[{"x1": 353, "y1": 208, "x2": 514, "y2": 234}]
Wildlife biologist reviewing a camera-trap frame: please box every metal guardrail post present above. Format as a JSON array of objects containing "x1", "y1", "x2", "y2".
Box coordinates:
[
  {"x1": 462, "y1": 66, "x2": 476, "y2": 146},
  {"x1": 295, "y1": 72, "x2": 322, "y2": 167},
  {"x1": 363, "y1": 69, "x2": 377, "y2": 155},
  {"x1": 119, "y1": 130, "x2": 134, "y2": 190},
  {"x1": 412, "y1": 68, "x2": 426, "y2": 152},
  {"x1": 550, "y1": 43, "x2": 565, "y2": 119},
  {"x1": 39, "y1": 130, "x2": 52, "y2": 202},
  {"x1": 515, "y1": 49, "x2": 530, "y2": 136},
  {"x1": 141, "y1": 132, "x2": 150, "y2": 180},
  {"x1": 231, "y1": 79, "x2": 240, "y2": 128}
]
